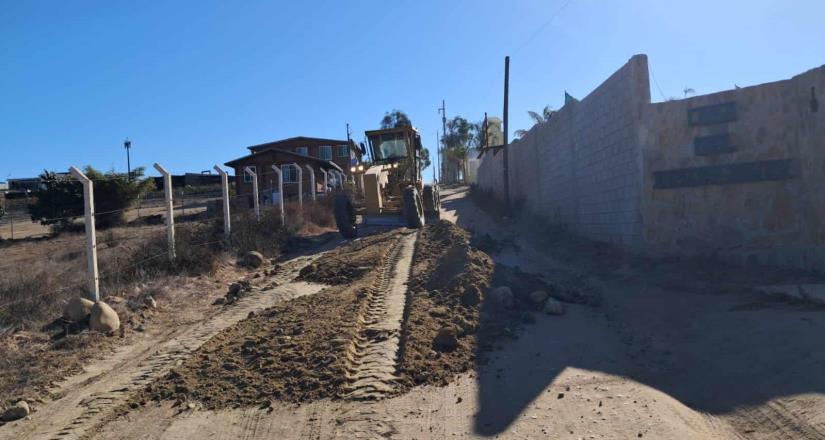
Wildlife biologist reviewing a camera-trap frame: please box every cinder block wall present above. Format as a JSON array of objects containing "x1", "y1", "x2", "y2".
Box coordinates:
[
  {"x1": 477, "y1": 54, "x2": 650, "y2": 247},
  {"x1": 640, "y1": 65, "x2": 825, "y2": 270}
]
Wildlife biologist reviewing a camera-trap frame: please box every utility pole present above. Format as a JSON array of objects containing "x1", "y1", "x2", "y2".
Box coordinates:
[
  {"x1": 124, "y1": 139, "x2": 132, "y2": 181},
  {"x1": 346, "y1": 123, "x2": 352, "y2": 142},
  {"x1": 434, "y1": 131, "x2": 439, "y2": 182},
  {"x1": 503, "y1": 56, "x2": 510, "y2": 207}
]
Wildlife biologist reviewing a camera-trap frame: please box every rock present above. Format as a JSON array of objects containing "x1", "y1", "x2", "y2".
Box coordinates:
[
  {"x1": 212, "y1": 297, "x2": 226, "y2": 305},
  {"x1": 489, "y1": 286, "x2": 514, "y2": 309},
  {"x1": 528, "y1": 290, "x2": 549, "y2": 304},
  {"x1": 90, "y1": 301, "x2": 121, "y2": 333},
  {"x1": 107, "y1": 295, "x2": 125, "y2": 304},
  {"x1": 452, "y1": 316, "x2": 476, "y2": 335},
  {"x1": 63, "y1": 297, "x2": 94, "y2": 322},
  {"x1": 1, "y1": 400, "x2": 30, "y2": 421},
  {"x1": 433, "y1": 326, "x2": 458, "y2": 351},
  {"x1": 227, "y1": 283, "x2": 242, "y2": 296},
  {"x1": 428, "y1": 306, "x2": 449, "y2": 318},
  {"x1": 460, "y1": 285, "x2": 482, "y2": 307},
  {"x1": 543, "y1": 298, "x2": 565, "y2": 315},
  {"x1": 144, "y1": 295, "x2": 157, "y2": 309},
  {"x1": 241, "y1": 251, "x2": 265, "y2": 268}
]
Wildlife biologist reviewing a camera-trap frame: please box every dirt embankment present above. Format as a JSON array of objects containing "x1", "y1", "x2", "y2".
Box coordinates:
[
  {"x1": 396, "y1": 221, "x2": 494, "y2": 389},
  {"x1": 296, "y1": 232, "x2": 402, "y2": 285}
]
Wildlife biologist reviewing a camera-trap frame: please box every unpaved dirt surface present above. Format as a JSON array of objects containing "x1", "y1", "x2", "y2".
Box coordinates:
[
  {"x1": 6, "y1": 186, "x2": 825, "y2": 439},
  {"x1": 137, "y1": 229, "x2": 411, "y2": 406}
]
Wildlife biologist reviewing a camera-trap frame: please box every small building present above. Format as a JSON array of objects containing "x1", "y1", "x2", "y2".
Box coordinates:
[{"x1": 225, "y1": 136, "x2": 359, "y2": 205}]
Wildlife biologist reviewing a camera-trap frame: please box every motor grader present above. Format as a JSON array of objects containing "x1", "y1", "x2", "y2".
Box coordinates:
[{"x1": 334, "y1": 125, "x2": 439, "y2": 238}]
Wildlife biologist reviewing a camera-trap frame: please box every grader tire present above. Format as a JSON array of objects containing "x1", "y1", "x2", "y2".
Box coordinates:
[
  {"x1": 334, "y1": 194, "x2": 357, "y2": 238},
  {"x1": 423, "y1": 185, "x2": 440, "y2": 221},
  {"x1": 402, "y1": 187, "x2": 425, "y2": 229}
]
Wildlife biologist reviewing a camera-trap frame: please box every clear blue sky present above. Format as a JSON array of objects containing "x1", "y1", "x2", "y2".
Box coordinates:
[{"x1": 2, "y1": 0, "x2": 823, "y2": 181}]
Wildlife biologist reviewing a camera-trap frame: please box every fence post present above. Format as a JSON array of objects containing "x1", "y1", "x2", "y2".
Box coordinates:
[
  {"x1": 320, "y1": 169, "x2": 329, "y2": 194},
  {"x1": 153, "y1": 163, "x2": 176, "y2": 261},
  {"x1": 334, "y1": 170, "x2": 344, "y2": 188},
  {"x1": 304, "y1": 165, "x2": 316, "y2": 201},
  {"x1": 9, "y1": 212, "x2": 13, "y2": 240},
  {"x1": 270, "y1": 165, "x2": 285, "y2": 226},
  {"x1": 244, "y1": 166, "x2": 260, "y2": 221},
  {"x1": 69, "y1": 166, "x2": 100, "y2": 302},
  {"x1": 290, "y1": 163, "x2": 303, "y2": 209},
  {"x1": 214, "y1": 165, "x2": 231, "y2": 238}
]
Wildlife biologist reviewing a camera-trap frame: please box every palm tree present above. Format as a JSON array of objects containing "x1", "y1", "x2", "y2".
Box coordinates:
[{"x1": 515, "y1": 105, "x2": 554, "y2": 139}]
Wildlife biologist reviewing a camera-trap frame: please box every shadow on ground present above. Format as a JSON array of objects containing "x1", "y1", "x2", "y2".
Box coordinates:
[{"x1": 440, "y1": 186, "x2": 825, "y2": 436}]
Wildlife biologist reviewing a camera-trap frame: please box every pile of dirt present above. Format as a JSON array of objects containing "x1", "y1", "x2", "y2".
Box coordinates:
[
  {"x1": 396, "y1": 220, "x2": 495, "y2": 389},
  {"x1": 296, "y1": 232, "x2": 401, "y2": 285},
  {"x1": 135, "y1": 285, "x2": 361, "y2": 408},
  {"x1": 135, "y1": 231, "x2": 403, "y2": 408}
]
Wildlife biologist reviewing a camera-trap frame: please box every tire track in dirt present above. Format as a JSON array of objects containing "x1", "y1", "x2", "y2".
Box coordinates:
[
  {"x1": 1, "y1": 254, "x2": 327, "y2": 440},
  {"x1": 733, "y1": 399, "x2": 825, "y2": 440},
  {"x1": 342, "y1": 232, "x2": 416, "y2": 401}
]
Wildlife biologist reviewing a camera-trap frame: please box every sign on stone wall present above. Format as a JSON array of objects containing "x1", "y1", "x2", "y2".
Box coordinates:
[
  {"x1": 653, "y1": 159, "x2": 793, "y2": 189},
  {"x1": 688, "y1": 102, "x2": 737, "y2": 126}
]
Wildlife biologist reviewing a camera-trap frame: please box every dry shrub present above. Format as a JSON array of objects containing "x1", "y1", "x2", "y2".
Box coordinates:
[{"x1": 0, "y1": 265, "x2": 83, "y2": 330}]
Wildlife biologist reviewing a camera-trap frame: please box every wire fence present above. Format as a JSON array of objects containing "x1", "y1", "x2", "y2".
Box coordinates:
[{"x1": 0, "y1": 163, "x2": 342, "y2": 321}]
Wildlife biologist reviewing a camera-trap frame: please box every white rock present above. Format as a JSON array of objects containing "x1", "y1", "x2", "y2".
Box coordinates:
[
  {"x1": 62, "y1": 297, "x2": 94, "y2": 322},
  {"x1": 489, "y1": 286, "x2": 514, "y2": 309},
  {"x1": 90, "y1": 301, "x2": 121, "y2": 333},
  {"x1": 1, "y1": 400, "x2": 30, "y2": 421},
  {"x1": 544, "y1": 298, "x2": 565, "y2": 315},
  {"x1": 529, "y1": 290, "x2": 549, "y2": 304},
  {"x1": 144, "y1": 295, "x2": 157, "y2": 309}
]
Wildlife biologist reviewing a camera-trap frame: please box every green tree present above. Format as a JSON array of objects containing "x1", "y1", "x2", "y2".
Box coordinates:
[
  {"x1": 441, "y1": 116, "x2": 475, "y2": 183},
  {"x1": 420, "y1": 147, "x2": 431, "y2": 170},
  {"x1": 380, "y1": 109, "x2": 412, "y2": 129},
  {"x1": 29, "y1": 166, "x2": 155, "y2": 231}
]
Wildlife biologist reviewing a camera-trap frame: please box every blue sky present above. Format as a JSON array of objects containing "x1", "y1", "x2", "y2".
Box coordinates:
[{"x1": 2, "y1": 0, "x2": 823, "y2": 181}]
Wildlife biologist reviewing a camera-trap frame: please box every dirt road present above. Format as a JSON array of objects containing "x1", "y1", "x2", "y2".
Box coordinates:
[{"x1": 3, "y1": 186, "x2": 825, "y2": 439}]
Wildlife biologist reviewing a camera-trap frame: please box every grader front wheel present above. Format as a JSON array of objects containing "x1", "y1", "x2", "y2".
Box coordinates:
[
  {"x1": 334, "y1": 194, "x2": 357, "y2": 238},
  {"x1": 402, "y1": 186, "x2": 425, "y2": 229}
]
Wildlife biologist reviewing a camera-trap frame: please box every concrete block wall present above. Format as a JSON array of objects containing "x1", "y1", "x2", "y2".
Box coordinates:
[
  {"x1": 477, "y1": 54, "x2": 649, "y2": 247},
  {"x1": 640, "y1": 64, "x2": 825, "y2": 270}
]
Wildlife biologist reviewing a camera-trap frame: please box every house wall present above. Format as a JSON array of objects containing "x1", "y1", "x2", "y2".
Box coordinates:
[
  {"x1": 477, "y1": 54, "x2": 649, "y2": 247},
  {"x1": 252, "y1": 139, "x2": 353, "y2": 172},
  {"x1": 639, "y1": 65, "x2": 825, "y2": 269},
  {"x1": 232, "y1": 153, "x2": 333, "y2": 205}
]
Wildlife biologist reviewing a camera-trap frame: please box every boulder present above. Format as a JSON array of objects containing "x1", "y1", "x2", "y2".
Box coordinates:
[
  {"x1": 227, "y1": 283, "x2": 243, "y2": 296},
  {"x1": 543, "y1": 298, "x2": 565, "y2": 316},
  {"x1": 528, "y1": 290, "x2": 549, "y2": 304},
  {"x1": 241, "y1": 251, "x2": 265, "y2": 268},
  {"x1": 90, "y1": 301, "x2": 121, "y2": 333},
  {"x1": 489, "y1": 286, "x2": 514, "y2": 309},
  {"x1": 460, "y1": 285, "x2": 482, "y2": 307},
  {"x1": 63, "y1": 297, "x2": 94, "y2": 322},
  {"x1": 433, "y1": 326, "x2": 458, "y2": 352},
  {"x1": 1, "y1": 400, "x2": 30, "y2": 422}
]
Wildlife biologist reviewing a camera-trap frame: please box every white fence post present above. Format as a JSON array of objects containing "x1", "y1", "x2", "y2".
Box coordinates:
[
  {"x1": 244, "y1": 166, "x2": 260, "y2": 221},
  {"x1": 304, "y1": 165, "x2": 316, "y2": 201},
  {"x1": 153, "y1": 163, "x2": 176, "y2": 261},
  {"x1": 290, "y1": 163, "x2": 303, "y2": 209},
  {"x1": 320, "y1": 169, "x2": 329, "y2": 194},
  {"x1": 270, "y1": 165, "x2": 285, "y2": 226},
  {"x1": 214, "y1": 165, "x2": 231, "y2": 237},
  {"x1": 69, "y1": 166, "x2": 100, "y2": 302}
]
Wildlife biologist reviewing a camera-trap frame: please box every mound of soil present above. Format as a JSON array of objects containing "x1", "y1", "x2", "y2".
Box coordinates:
[
  {"x1": 136, "y1": 285, "x2": 361, "y2": 408},
  {"x1": 296, "y1": 232, "x2": 401, "y2": 285},
  {"x1": 396, "y1": 220, "x2": 495, "y2": 389},
  {"x1": 136, "y1": 231, "x2": 403, "y2": 408}
]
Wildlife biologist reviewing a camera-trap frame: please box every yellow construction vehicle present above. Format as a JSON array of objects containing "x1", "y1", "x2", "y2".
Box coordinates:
[{"x1": 334, "y1": 125, "x2": 439, "y2": 238}]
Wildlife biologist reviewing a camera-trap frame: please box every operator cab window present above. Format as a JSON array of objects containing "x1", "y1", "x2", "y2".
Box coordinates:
[{"x1": 374, "y1": 133, "x2": 408, "y2": 161}]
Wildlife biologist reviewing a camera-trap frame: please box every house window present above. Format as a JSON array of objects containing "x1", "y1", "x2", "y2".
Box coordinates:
[
  {"x1": 319, "y1": 146, "x2": 332, "y2": 160},
  {"x1": 337, "y1": 144, "x2": 349, "y2": 157},
  {"x1": 282, "y1": 165, "x2": 298, "y2": 183},
  {"x1": 243, "y1": 166, "x2": 256, "y2": 183},
  {"x1": 296, "y1": 147, "x2": 309, "y2": 156}
]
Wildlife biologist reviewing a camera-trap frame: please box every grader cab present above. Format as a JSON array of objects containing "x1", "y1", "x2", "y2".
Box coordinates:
[{"x1": 334, "y1": 125, "x2": 440, "y2": 238}]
